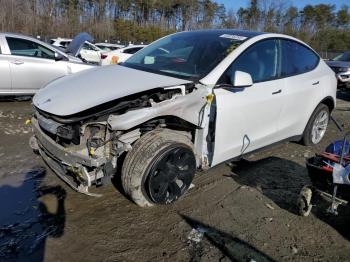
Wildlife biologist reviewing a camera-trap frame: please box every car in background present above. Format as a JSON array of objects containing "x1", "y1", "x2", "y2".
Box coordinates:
[
  {"x1": 95, "y1": 43, "x2": 124, "y2": 51},
  {"x1": 0, "y1": 32, "x2": 94, "y2": 95},
  {"x1": 31, "y1": 30, "x2": 336, "y2": 206},
  {"x1": 326, "y1": 51, "x2": 350, "y2": 88},
  {"x1": 78, "y1": 41, "x2": 103, "y2": 64},
  {"x1": 50, "y1": 36, "x2": 102, "y2": 64},
  {"x1": 49, "y1": 38, "x2": 72, "y2": 49},
  {"x1": 100, "y1": 44, "x2": 146, "y2": 65}
]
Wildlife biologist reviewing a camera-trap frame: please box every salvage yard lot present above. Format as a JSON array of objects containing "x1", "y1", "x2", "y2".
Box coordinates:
[{"x1": 0, "y1": 91, "x2": 349, "y2": 261}]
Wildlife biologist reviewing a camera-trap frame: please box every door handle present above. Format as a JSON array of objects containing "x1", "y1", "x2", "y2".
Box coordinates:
[
  {"x1": 312, "y1": 81, "x2": 320, "y2": 86},
  {"x1": 11, "y1": 60, "x2": 24, "y2": 65},
  {"x1": 272, "y1": 89, "x2": 282, "y2": 95}
]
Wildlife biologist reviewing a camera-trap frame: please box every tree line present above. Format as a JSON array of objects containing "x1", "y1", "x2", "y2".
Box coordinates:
[{"x1": 0, "y1": 0, "x2": 349, "y2": 52}]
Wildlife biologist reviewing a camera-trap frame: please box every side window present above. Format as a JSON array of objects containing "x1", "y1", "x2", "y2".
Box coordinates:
[
  {"x1": 6, "y1": 37, "x2": 55, "y2": 60},
  {"x1": 281, "y1": 40, "x2": 319, "y2": 77},
  {"x1": 91, "y1": 44, "x2": 99, "y2": 51},
  {"x1": 82, "y1": 43, "x2": 93, "y2": 50},
  {"x1": 221, "y1": 39, "x2": 280, "y2": 84},
  {"x1": 123, "y1": 47, "x2": 142, "y2": 54},
  {"x1": 82, "y1": 43, "x2": 99, "y2": 51},
  {"x1": 61, "y1": 41, "x2": 71, "y2": 48}
]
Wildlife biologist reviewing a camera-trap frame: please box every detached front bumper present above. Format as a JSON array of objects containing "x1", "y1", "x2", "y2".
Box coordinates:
[{"x1": 31, "y1": 117, "x2": 107, "y2": 196}]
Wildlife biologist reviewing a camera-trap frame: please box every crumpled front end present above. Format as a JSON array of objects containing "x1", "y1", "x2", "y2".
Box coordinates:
[
  {"x1": 30, "y1": 84, "x2": 211, "y2": 196},
  {"x1": 30, "y1": 113, "x2": 116, "y2": 196}
]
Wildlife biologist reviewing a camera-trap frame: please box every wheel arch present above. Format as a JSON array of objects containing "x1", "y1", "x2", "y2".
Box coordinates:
[
  {"x1": 137, "y1": 115, "x2": 198, "y2": 143},
  {"x1": 320, "y1": 96, "x2": 335, "y2": 113}
]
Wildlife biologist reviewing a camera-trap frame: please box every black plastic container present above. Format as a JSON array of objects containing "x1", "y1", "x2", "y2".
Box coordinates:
[{"x1": 306, "y1": 156, "x2": 350, "y2": 201}]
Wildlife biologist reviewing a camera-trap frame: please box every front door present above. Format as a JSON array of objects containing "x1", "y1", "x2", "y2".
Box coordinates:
[
  {"x1": 6, "y1": 36, "x2": 67, "y2": 93},
  {"x1": 211, "y1": 39, "x2": 284, "y2": 166}
]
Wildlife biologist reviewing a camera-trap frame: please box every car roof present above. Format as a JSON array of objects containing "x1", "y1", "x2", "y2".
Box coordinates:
[
  {"x1": 0, "y1": 32, "x2": 41, "y2": 41},
  {"x1": 49, "y1": 37, "x2": 72, "y2": 41},
  {"x1": 176, "y1": 29, "x2": 266, "y2": 39},
  {"x1": 123, "y1": 45, "x2": 146, "y2": 49},
  {"x1": 0, "y1": 32, "x2": 68, "y2": 56},
  {"x1": 95, "y1": 43, "x2": 122, "y2": 46}
]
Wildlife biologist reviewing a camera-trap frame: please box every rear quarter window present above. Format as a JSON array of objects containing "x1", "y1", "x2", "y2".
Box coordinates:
[{"x1": 281, "y1": 40, "x2": 319, "y2": 77}]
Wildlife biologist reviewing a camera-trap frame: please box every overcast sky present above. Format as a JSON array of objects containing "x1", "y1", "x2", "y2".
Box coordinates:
[{"x1": 216, "y1": 0, "x2": 349, "y2": 10}]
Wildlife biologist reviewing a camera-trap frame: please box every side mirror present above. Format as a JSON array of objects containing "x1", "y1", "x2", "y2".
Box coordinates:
[
  {"x1": 55, "y1": 52, "x2": 65, "y2": 61},
  {"x1": 231, "y1": 71, "x2": 253, "y2": 88}
]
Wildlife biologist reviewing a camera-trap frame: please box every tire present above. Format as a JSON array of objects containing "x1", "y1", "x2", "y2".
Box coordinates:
[
  {"x1": 302, "y1": 104, "x2": 330, "y2": 146},
  {"x1": 121, "y1": 128, "x2": 196, "y2": 207}
]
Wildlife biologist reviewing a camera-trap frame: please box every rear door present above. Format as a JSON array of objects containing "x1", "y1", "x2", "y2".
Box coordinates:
[
  {"x1": 0, "y1": 36, "x2": 12, "y2": 93},
  {"x1": 5, "y1": 36, "x2": 67, "y2": 94},
  {"x1": 277, "y1": 39, "x2": 325, "y2": 139}
]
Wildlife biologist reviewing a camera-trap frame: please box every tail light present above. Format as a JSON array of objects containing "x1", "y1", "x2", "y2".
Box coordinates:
[
  {"x1": 111, "y1": 56, "x2": 119, "y2": 64},
  {"x1": 101, "y1": 53, "x2": 108, "y2": 59}
]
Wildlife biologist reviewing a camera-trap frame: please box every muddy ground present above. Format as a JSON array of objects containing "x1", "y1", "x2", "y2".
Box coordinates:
[{"x1": 0, "y1": 91, "x2": 349, "y2": 262}]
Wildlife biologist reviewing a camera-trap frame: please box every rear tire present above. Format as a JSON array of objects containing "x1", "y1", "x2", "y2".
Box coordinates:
[
  {"x1": 121, "y1": 129, "x2": 196, "y2": 207},
  {"x1": 302, "y1": 104, "x2": 329, "y2": 146}
]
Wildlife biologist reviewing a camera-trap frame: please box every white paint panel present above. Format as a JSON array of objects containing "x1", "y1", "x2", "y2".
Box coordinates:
[{"x1": 211, "y1": 78, "x2": 285, "y2": 166}]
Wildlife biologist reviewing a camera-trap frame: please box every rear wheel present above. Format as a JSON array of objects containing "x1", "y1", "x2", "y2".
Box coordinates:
[
  {"x1": 121, "y1": 129, "x2": 196, "y2": 207},
  {"x1": 302, "y1": 104, "x2": 329, "y2": 146}
]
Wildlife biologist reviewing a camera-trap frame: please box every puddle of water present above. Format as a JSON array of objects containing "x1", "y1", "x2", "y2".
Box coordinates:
[{"x1": 0, "y1": 168, "x2": 66, "y2": 262}]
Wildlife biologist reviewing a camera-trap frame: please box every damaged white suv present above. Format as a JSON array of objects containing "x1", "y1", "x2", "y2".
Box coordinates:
[{"x1": 30, "y1": 30, "x2": 337, "y2": 206}]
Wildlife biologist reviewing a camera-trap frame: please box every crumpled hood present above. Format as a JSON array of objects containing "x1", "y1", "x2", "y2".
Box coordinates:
[
  {"x1": 33, "y1": 65, "x2": 191, "y2": 116},
  {"x1": 326, "y1": 60, "x2": 350, "y2": 68}
]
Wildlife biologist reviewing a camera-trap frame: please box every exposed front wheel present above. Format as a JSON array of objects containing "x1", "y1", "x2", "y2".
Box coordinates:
[
  {"x1": 302, "y1": 104, "x2": 329, "y2": 146},
  {"x1": 121, "y1": 129, "x2": 196, "y2": 207}
]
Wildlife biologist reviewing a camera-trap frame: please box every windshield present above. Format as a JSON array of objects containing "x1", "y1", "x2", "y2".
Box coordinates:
[
  {"x1": 333, "y1": 52, "x2": 350, "y2": 62},
  {"x1": 123, "y1": 31, "x2": 248, "y2": 80}
]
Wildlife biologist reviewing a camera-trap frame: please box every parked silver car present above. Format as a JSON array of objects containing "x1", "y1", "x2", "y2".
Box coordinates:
[{"x1": 0, "y1": 33, "x2": 94, "y2": 95}]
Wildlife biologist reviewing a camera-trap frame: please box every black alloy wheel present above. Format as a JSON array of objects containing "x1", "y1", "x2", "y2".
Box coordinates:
[{"x1": 145, "y1": 146, "x2": 196, "y2": 204}]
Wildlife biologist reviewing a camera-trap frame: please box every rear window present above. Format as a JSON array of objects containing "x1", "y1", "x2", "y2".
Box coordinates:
[
  {"x1": 281, "y1": 40, "x2": 319, "y2": 77},
  {"x1": 333, "y1": 52, "x2": 350, "y2": 62}
]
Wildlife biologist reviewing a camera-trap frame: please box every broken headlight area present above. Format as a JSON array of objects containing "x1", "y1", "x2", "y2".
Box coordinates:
[
  {"x1": 56, "y1": 125, "x2": 80, "y2": 144},
  {"x1": 36, "y1": 112, "x2": 80, "y2": 145},
  {"x1": 32, "y1": 116, "x2": 117, "y2": 195}
]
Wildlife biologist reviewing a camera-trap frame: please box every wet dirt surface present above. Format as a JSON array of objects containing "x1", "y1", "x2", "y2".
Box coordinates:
[{"x1": 0, "y1": 92, "x2": 349, "y2": 262}]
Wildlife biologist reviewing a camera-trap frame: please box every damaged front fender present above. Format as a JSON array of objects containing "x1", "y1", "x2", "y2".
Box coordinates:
[{"x1": 107, "y1": 87, "x2": 209, "y2": 130}]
